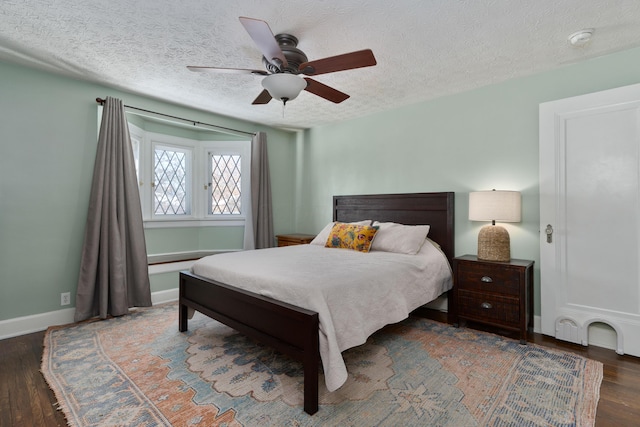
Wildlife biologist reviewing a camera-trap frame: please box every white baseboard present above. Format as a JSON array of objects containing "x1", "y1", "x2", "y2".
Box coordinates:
[
  {"x1": 534, "y1": 314, "x2": 541, "y2": 334},
  {"x1": 150, "y1": 288, "x2": 179, "y2": 305},
  {"x1": 423, "y1": 294, "x2": 448, "y2": 311},
  {"x1": 531, "y1": 314, "x2": 616, "y2": 350},
  {"x1": 0, "y1": 307, "x2": 77, "y2": 341},
  {"x1": 0, "y1": 287, "x2": 179, "y2": 341}
]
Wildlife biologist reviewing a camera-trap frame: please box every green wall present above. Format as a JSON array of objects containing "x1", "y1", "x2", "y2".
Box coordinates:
[
  {"x1": 4, "y1": 44, "x2": 640, "y2": 324},
  {"x1": 144, "y1": 226, "x2": 245, "y2": 253},
  {"x1": 0, "y1": 60, "x2": 296, "y2": 321},
  {"x1": 294, "y1": 46, "x2": 640, "y2": 316}
]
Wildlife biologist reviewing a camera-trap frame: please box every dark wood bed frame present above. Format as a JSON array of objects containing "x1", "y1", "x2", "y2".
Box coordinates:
[{"x1": 179, "y1": 192, "x2": 455, "y2": 415}]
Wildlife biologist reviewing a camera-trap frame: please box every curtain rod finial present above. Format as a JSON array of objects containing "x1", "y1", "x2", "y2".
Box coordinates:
[{"x1": 96, "y1": 97, "x2": 105, "y2": 105}]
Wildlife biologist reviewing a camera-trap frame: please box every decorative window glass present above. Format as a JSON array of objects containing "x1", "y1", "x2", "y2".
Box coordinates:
[
  {"x1": 209, "y1": 154, "x2": 242, "y2": 215},
  {"x1": 153, "y1": 145, "x2": 191, "y2": 216}
]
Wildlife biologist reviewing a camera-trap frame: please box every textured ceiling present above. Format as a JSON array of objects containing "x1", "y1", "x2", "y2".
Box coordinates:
[{"x1": 2, "y1": 1, "x2": 640, "y2": 130}]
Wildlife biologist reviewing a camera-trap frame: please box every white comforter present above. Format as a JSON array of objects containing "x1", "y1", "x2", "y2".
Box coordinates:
[{"x1": 190, "y1": 240, "x2": 452, "y2": 392}]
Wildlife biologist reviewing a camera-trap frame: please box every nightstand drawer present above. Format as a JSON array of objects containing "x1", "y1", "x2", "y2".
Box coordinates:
[
  {"x1": 458, "y1": 290, "x2": 520, "y2": 325},
  {"x1": 457, "y1": 263, "x2": 521, "y2": 295}
]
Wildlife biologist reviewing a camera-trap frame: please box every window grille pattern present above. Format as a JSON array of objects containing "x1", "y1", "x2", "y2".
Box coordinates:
[
  {"x1": 154, "y1": 148, "x2": 188, "y2": 215},
  {"x1": 210, "y1": 154, "x2": 241, "y2": 214}
]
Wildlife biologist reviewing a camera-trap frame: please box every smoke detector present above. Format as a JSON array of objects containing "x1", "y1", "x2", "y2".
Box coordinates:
[{"x1": 568, "y1": 29, "x2": 594, "y2": 47}]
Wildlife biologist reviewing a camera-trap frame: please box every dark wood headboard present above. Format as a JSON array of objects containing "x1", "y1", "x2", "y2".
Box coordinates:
[{"x1": 333, "y1": 192, "x2": 455, "y2": 263}]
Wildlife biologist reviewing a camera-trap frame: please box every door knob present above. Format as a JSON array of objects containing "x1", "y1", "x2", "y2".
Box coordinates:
[{"x1": 545, "y1": 224, "x2": 553, "y2": 243}]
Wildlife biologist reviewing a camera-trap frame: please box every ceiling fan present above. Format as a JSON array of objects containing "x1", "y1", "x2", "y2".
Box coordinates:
[{"x1": 188, "y1": 17, "x2": 377, "y2": 105}]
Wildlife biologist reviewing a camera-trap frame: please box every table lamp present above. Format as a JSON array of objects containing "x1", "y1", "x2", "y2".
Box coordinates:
[{"x1": 469, "y1": 190, "x2": 521, "y2": 262}]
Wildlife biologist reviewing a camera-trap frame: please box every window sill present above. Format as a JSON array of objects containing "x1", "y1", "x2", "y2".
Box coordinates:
[
  {"x1": 143, "y1": 218, "x2": 246, "y2": 228},
  {"x1": 147, "y1": 250, "x2": 241, "y2": 274},
  {"x1": 147, "y1": 249, "x2": 239, "y2": 265}
]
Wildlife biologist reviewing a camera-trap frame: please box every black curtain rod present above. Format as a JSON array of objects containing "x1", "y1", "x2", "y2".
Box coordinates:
[{"x1": 95, "y1": 98, "x2": 256, "y2": 137}]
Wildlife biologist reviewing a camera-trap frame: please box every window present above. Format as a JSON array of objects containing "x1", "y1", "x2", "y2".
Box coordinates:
[
  {"x1": 153, "y1": 144, "x2": 191, "y2": 216},
  {"x1": 127, "y1": 122, "x2": 251, "y2": 228},
  {"x1": 209, "y1": 153, "x2": 242, "y2": 215}
]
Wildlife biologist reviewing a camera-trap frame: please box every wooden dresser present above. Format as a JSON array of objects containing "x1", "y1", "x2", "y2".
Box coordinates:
[
  {"x1": 276, "y1": 233, "x2": 316, "y2": 247},
  {"x1": 452, "y1": 254, "x2": 534, "y2": 344}
]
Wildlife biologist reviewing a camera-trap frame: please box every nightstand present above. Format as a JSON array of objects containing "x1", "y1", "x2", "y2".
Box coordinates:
[
  {"x1": 276, "y1": 233, "x2": 316, "y2": 247},
  {"x1": 452, "y1": 255, "x2": 534, "y2": 344}
]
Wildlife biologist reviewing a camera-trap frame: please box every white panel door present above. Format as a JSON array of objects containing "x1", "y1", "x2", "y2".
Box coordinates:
[{"x1": 539, "y1": 83, "x2": 640, "y2": 356}]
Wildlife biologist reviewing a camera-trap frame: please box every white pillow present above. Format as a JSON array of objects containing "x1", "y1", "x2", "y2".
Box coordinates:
[
  {"x1": 309, "y1": 220, "x2": 372, "y2": 245},
  {"x1": 370, "y1": 222, "x2": 430, "y2": 254}
]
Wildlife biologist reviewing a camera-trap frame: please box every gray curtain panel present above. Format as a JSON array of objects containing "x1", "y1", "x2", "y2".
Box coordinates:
[
  {"x1": 251, "y1": 132, "x2": 274, "y2": 249},
  {"x1": 74, "y1": 97, "x2": 151, "y2": 322}
]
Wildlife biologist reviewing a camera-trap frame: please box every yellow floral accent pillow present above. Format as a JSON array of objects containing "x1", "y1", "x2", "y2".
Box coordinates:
[{"x1": 325, "y1": 223, "x2": 379, "y2": 252}]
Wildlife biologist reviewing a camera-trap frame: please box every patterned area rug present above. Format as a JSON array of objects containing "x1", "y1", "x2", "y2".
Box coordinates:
[{"x1": 42, "y1": 302, "x2": 602, "y2": 426}]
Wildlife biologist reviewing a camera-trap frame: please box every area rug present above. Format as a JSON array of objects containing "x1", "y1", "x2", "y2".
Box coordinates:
[{"x1": 42, "y1": 302, "x2": 602, "y2": 426}]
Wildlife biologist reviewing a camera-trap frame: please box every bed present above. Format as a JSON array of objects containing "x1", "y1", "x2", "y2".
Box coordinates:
[{"x1": 179, "y1": 192, "x2": 455, "y2": 414}]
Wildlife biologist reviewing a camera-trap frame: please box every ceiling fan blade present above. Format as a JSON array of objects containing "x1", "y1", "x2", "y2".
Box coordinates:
[
  {"x1": 187, "y1": 66, "x2": 268, "y2": 75},
  {"x1": 299, "y1": 49, "x2": 377, "y2": 76},
  {"x1": 239, "y1": 17, "x2": 288, "y2": 69},
  {"x1": 252, "y1": 89, "x2": 272, "y2": 105},
  {"x1": 303, "y1": 78, "x2": 349, "y2": 103}
]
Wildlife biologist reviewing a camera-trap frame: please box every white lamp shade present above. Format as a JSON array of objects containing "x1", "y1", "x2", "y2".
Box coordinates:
[
  {"x1": 261, "y1": 73, "x2": 307, "y2": 102},
  {"x1": 469, "y1": 190, "x2": 521, "y2": 222}
]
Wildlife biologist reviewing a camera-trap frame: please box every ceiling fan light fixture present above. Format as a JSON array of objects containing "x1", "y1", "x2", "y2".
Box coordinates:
[{"x1": 261, "y1": 73, "x2": 307, "y2": 103}]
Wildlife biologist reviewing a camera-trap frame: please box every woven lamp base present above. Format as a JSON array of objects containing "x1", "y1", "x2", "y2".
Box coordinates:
[{"x1": 477, "y1": 224, "x2": 511, "y2": 262}]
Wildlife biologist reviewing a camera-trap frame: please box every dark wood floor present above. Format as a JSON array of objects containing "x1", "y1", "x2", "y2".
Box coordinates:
[
  {"x1": 530, "y1": 333, "x2": 640, "y2": 426},
  {"x1": 1, "y1": 325, "x2": 639, "y2": 426},
  {"x1": 1, "y1": 331, "x2": 67, "y2": 427}
]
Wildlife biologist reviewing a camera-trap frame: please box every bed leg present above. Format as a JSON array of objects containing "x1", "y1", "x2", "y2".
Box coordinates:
[
  {"x1": 303, "y1": 351, "x2": 319, "y2": 415},
  {"x1": 303, "y1": 318, "x2": 319, "y2": 415},
  {"x1": 179, "y1": 303, "x2": 188, "y2": 332}
]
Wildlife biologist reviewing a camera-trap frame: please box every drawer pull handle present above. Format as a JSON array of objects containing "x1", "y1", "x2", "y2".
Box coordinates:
[
  {"x1": 480, "y1": 302, "x2": 493, "y2": 309},
  {"x1": 481, "y1": 276, "x2": 493, "y2": 283}
]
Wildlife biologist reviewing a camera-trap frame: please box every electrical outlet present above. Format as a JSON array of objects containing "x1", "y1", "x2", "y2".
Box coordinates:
[{"x1": 61, "y1": 292, "x2": 71, "y2": 306}]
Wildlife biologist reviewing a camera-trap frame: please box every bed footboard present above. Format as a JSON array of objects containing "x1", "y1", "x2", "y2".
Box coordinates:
[{"x1": 179, "y1": 271, "x2": 320, "y2": 415}]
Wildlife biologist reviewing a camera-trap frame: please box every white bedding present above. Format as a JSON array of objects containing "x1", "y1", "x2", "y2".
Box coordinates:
[{"x1": 190, "y1": 239, "x2": 453, "y2": 392}]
